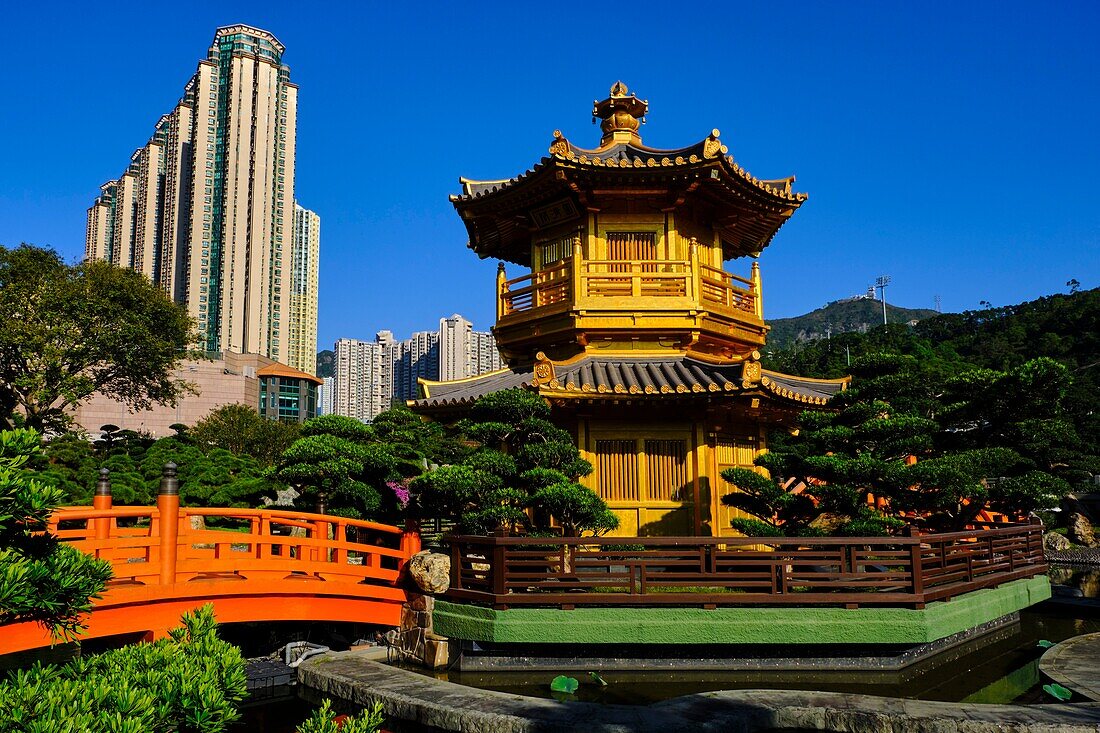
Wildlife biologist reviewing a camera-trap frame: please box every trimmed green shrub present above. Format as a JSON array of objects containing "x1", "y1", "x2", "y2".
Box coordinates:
[
  {"x1": 297, "y1": 698, "x2": 385, "y2": 733},
  {"x1": 0, "y1": 604, "x2": 247, "y2": 733},
  {"x1": 0, "y1": 428, "x2": 112, "y2": 638}
]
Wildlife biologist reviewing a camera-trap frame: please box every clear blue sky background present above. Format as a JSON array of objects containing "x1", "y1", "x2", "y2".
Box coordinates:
[{"x1": 2, "y1": 1, "x2": 1097, "y2": 350}]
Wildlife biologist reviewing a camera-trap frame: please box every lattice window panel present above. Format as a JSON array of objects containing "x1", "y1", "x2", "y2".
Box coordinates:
[
  {"x1": 539, "y1": 235, "x2": 574, "y2": 267},
  {"x1": 596, "y1": 439, "x2": 639, "y2": 502},
  {"x1": 644, "y1": 439, "x2": 688, "y2": 502},
  {"x1": 606, "y1": 231, "x2": 656, "y2": 272}
]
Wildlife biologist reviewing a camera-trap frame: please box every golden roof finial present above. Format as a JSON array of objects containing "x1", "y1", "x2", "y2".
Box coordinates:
[{"x1": 592, "y1": 81, "x2": 648, "y2": 148}]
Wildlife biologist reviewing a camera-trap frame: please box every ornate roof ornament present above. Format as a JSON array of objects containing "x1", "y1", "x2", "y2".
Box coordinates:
[{"x1": 592, "y1": 81, "x2": 648, "y2": 147}]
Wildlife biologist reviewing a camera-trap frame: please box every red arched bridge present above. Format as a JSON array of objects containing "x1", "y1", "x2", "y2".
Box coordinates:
[{"x1": 0, "y1": 467, "x2": 417, "y2": 655}]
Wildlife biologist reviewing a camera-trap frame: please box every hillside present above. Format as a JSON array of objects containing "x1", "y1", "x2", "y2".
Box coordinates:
[
  {"x1": 766, "y1": 298, "x2": 939, "y2": 349},
  {"x1": 316, "y1": 350, "x2": 334, "y2": 379},
  {"x1": 765, "y1": 287, "x2": 1100, "y2": 449}
]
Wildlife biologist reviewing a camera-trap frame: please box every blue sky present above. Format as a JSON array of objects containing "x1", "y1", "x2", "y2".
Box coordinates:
[{"x1": 1, "y1": 1, "x2": 1097, "y2": 349}]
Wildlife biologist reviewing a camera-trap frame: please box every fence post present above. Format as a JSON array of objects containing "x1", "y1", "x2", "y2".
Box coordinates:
[
  {"x1": 907, "y1": 525, "x2": 925, "y2": 605},
  {"x1": 400, "y1": 519, "x2": 422, "y2": 565},
  {"x1": 491, "y1": 539, "x2": 507, "y2": 599},
  {"x1": 157, "y1": 463, "x2": 180, "y2": 586},
  {"x1": 93, "y1": 468, "x2": 112, "y2": 541}
]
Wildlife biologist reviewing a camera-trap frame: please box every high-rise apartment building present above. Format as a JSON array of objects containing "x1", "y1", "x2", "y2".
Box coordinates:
[
  {"x1": 393, "y1": 331, "x2": 440, "y2": 404},
  {"x1": 439, "y1": 314, "x2": 473, "y2": 381},
  {"x1": 333, "y1": 338, "x2": 385, "y2": 422},
  {"x1": 375, "y1": 330, "x2": 397, "y2": 408},
  {"x1": 318, "y1": 376, "x2": 334, "y2": 416},
  {"x1": 327, "y1": 316, "x2": 502, "y2": 421},
  {"x1": 472, "y1": 330, "x2": 505, "y2": 375},
  {"x1": 286, "y1": 202, "x2": 320, "y2": 374},
  {"x1": 85, "y1": 25, "x2": 298, "y2": 362}
]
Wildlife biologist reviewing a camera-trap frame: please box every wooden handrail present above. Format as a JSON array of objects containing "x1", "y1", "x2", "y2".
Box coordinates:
[{"x1": 442, "y1": 523, "x2": 1046, "y2": 610}]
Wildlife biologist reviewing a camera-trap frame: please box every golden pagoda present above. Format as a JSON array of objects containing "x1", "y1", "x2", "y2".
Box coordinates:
[{"x1": 412, "y1": 83, "x2": 848, "y2": 537}]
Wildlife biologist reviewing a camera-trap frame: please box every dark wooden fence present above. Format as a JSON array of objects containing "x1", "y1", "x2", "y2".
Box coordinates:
[{"x1": 443, "y1": 521, "x2": 1046, "y2": 609}]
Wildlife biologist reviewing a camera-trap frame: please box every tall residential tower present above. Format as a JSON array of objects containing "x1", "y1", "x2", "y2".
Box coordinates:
[
  {"x1": 287, "y1": 202, "x2": 320, "y2": 374},
  {"x1": 85, "y1": 25, "x2": 299, "y2": 363}
]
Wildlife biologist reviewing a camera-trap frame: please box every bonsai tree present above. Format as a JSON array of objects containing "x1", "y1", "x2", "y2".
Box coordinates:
[
  {"x1": 0, "y1": 428, "x2": 112, "y2": 638},
  {"x1": 271, "y1": 415, "x2": 398, "y2": 519},
  {"x1": 412, "y1": 389, "x2": 617, "y2": 536},
  {"x1": 724, "y1": 353, "x2": 1066, "y2": 537}
]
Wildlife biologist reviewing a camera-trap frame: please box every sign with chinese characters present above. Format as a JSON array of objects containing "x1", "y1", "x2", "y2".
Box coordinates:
[{"x1": 530, "y1": 198, "x2": 580, "y2": 229}]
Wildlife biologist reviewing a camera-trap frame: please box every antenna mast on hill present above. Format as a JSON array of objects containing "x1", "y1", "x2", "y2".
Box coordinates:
[
  {"x1": 934, "y1": 294, "x2": 942, "y2": 313},
  {"x1": 876, "y1": 275, "x2": 891, "y2": 326}
]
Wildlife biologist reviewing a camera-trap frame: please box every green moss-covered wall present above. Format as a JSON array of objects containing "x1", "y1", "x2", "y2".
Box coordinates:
[{"x1": 434, "y1": 576, "x2": 1050, "y2": 645}]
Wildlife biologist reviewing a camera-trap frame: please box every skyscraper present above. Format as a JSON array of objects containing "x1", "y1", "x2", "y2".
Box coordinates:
[
  {"x1": 439, "y1": 314, "x2": 473, "y2": 381},
  {"x1": 333, "y1": 338, "x2": 385, "y2": 422},
  {"x1": 85, "y1": 25, "x2": 298, "y2": 362},
  {"x1": 286, "y1": 202, "x2": 320, "y2": 374},
  {"x1": 472, "y1": 330, "x2": 504, "y2": 375},
  {"x1": 318, "y1": 376, "x2": 334, "y2": 416},
  {"x1": 393, "y1": 331, "x2": 440, "y2": 404}
]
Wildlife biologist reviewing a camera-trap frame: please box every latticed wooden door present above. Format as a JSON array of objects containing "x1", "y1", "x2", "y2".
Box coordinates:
[{"x1": 605, "y1": 231, "x2": 656, "y2": 272}]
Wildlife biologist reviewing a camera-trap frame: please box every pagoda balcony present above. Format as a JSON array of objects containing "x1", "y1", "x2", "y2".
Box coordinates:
[{"x1": 495, "y1": 257, "x2": 765, "y2": 356}]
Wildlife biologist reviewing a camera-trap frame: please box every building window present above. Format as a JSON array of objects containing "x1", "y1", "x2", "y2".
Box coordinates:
[
  {"x1": 644, "y1": 440, "x2": 688, "y2": 501},
  {"x1": 539, "y1": 234, "x2": 573, "y2": 268},
  {"x1": 606, "y1": 231, "x2": 657, "y2": 272},
  {"x1": 596, "y1": 440, "x2": 638, "y2": 502}
]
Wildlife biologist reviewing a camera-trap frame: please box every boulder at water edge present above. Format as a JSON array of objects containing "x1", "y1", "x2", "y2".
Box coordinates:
[{"x1": 409, "y1": 551, "x2": 451, "y2": 594}]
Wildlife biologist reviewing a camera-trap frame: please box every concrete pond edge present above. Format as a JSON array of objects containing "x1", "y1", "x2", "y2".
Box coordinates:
[{"x1": 299, "y1": 650, "x2": 1100, "y2": 733}]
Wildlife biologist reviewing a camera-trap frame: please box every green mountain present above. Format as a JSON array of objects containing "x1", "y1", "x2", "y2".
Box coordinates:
[
  {"x1": 765, "y1": 287, "x2": 1100, "y2": 451},
  {"x1": 316, "y1": 349, "x2": 334, "y2": 379},
  {"x1": 766, "y1": 298, "x2": 939, "y2": 349}
]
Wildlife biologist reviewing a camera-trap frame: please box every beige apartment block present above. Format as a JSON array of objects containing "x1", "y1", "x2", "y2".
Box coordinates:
[
  {"x1": 84, "y1": 25, "x2": 299, "y2": 363},
  {"x1": 72, "y1": 352, "x2": 275, "y2": 438},
  {"x1": 286, "y1": 202, "x2": 320, "y2": 375}
]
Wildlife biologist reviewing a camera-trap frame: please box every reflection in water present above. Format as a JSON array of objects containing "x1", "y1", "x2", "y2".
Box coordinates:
[
  {"x1": 422, "y1": 607, "x2": 1100, "y2": 706},
  {"x1": 1049, "y1": 565, "x2": 1100, "y2": 598}
]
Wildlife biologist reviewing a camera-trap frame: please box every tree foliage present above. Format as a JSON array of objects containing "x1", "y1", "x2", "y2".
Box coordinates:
[
  {"x1": 726, "y1": 352, "x2": 1074, "y2": 536},
  {"x1": 190, "y1": 404, "x2": 298, "y2": 466},
  {"x1": 0, "y1": 245, "x2": 196, "y2": 433},
  {"x1": 271, "y1": 415, "x2": 399, "y2": 519},
  {"x1": 412, "y1": 389, "x2": 617, "y2": 535},
  {"x1": 32, "y1": 431, "x2": 273, "y2": 509},
  {"x1": 0, "y1": 605, "x2": 247, "y2": 733},
  {"x1": 0, "y1": 429, "x2": 112, "y2": 638}
]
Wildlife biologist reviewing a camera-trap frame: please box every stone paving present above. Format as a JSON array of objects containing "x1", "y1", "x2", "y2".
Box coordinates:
[
  {"x1": 299, "y1": 650, "x2": 1100, "y2": 732},
  {"x1": 1041, "y1": 633, "x2": 1100, "y2": 702}
]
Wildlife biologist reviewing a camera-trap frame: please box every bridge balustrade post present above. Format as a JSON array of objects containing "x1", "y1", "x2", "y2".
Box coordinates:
[
  {"x1": 157, "y1": 463, "x2": 180, "y2": 586},
  {"x1": 93, "y1": 468, "x2": 112, "y2": 541},
  {"x1": 400, "y1": 519, "x2": 422, "y2": 569}
]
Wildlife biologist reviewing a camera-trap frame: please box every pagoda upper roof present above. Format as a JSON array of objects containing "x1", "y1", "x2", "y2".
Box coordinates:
[
  {"x1": 452, "y1": 83, "x2": 807, "y2": 267},
  {"x1": 457, "y1": 132, "x2": 804, "y2": 204},
  {"x1": 410, "y1": 354, "x2": 846, "y2": 412}
]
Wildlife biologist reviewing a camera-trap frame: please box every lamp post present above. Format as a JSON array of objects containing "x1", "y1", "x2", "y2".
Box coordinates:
[{"x1": 876, "y1": 275, "x2": 891, "y2": 326}]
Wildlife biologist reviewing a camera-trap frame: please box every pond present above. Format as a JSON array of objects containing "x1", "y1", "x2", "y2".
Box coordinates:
[{"x1": 235, "y1": 567, "x2": 1099, "y2": 729}]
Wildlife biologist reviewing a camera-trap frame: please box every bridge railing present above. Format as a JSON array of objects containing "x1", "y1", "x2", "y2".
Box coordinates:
[{"x1": 50, "y1": 464, "x2": 419, "y2": 589}]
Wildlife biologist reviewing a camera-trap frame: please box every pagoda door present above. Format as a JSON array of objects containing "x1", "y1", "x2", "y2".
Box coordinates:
[
  {"x1": 588, "y1": 427, "x2": 695, "y2": 536},
  {"x1": 709, "y1": 432, "x2": 761, "y2": 537}
]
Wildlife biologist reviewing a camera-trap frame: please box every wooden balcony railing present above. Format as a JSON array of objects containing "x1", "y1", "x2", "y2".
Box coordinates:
[
  {"x1": 443, "y1": 521, "x2": 1046, "y2": 610},
  {"x1": 497, "y1": 258, "x2": 759, "y2": 319},
  {"x1": 699, "y1": 264, "x2": 756, "y2": 314},
  {"x1": 499, "y1": 260, "x2": 572, "y2": 316}
]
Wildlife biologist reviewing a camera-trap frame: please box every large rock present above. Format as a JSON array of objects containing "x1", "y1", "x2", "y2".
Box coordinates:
[
  {"x1": 1068, "y1": 513, "x2": 1097, "y2": 548},
  {"x1": 1045, "y1": 531, "x2": 1073, "y2": 553},
  {"x1": 408, "y1": 551, "x2": 450, "y2": 594}
]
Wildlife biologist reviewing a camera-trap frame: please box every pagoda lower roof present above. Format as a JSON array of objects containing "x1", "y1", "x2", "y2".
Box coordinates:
[{"x1": 411, "y1": 355, "x2": 847, "y2": 410}]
